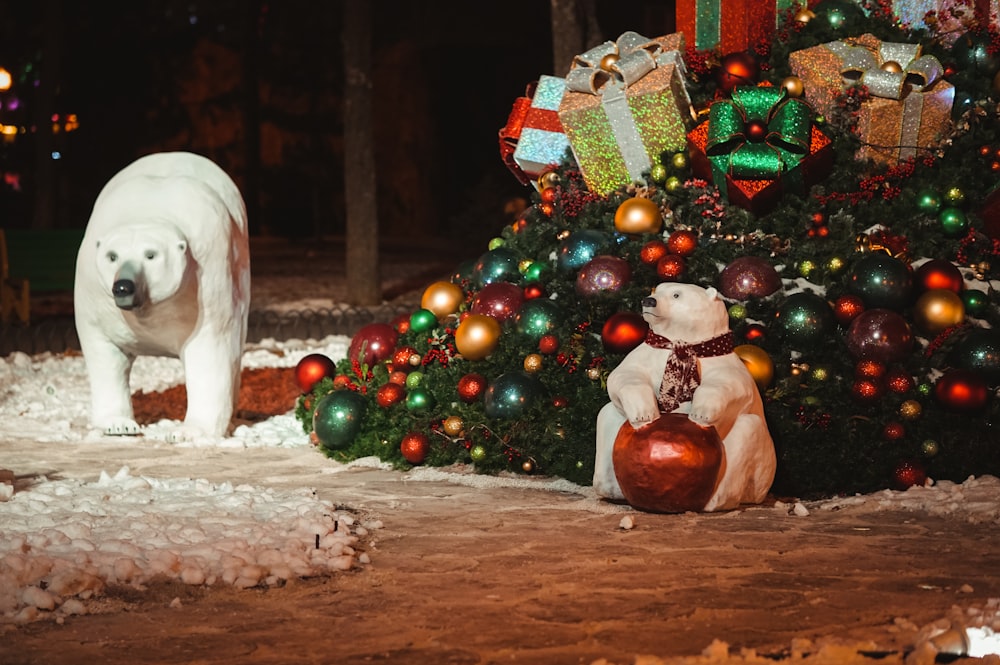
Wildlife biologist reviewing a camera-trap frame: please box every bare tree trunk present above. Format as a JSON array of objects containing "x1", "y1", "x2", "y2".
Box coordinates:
[
  {"x1": 549, "y1": 0, "x2": 601, "y2": 76},
  {"x1": 32, "y1": 0, "x2": 61, "y2": 229},
  {"x1": 241, "y1": 0, "x2": 262, "y2": 236},
  {"x1": 342, "y1": 1, "x2": 380, "y2": 306}
]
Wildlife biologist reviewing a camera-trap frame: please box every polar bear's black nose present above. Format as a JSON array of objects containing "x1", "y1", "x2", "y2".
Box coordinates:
[
  {"x1": 113, "y1": 279, "x2": 135, "y2": 298},
  {"x1": 641, "y1": 296, "x2": 656, "y2": 308}
]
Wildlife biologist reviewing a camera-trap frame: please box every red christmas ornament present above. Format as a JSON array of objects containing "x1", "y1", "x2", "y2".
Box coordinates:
[
  {"x1": 854, "y1": 359, "x2": 886, "y2": 380},
  {"x1": 348, "y1": 323, "x2": 398, "y2": 367},
  {"x1": 523, "y1": 284, "x2": 545, "y2": 300},
  {"x1": 882, "y1": 422, "x2": 906, "y2": 441},
  {"x1": 332, "y1": 375, "x2": 353, "y2": 390},
  {"x1": 716, "y1": 52, "x2": 760, "y2": 93},
  {"x1": 400, "y1": 432, "x2": 430, "y2": 464},
  {"x1": 833, "y1": 294, "x2": 865, "y2": 326},
  {"x1": 666, "y1": 230, "x2": 698, "y2": 257},
  {"x1": 893, "y1": 459, "x2": 927, "y2": 490},
  {"x1": 914, "y1": 259, "x2": 964, "y2": 293},
  {"x1": 640, "y1": 240, "x2": 669, "y2": 265},
  {"x1": 852, "y1": 378, "x2": 884, "y2": 404},
  {"x1": 552, "y1": 396, "x2": 569, "y2": 408},
  {"x1": 457, "y1": 373, "x2": 487, "y2": 403},
  {"x1": 539, "y1": 202, "x2": 555, "y2": 217},
  {"x1": 934, "y1": 369, "x2": 990, "y2": 413},
  {"x1": 538, "y1": 334, "x2": 560, "y2": 355},
  {"x1": 745, "y1": 119, "x2": 767, "y2": 142},
  {"x1": 656, "y1": 254, "x2": 686, "y2": 280},
  {"x1": 540, "y1": 186, "x2": 558, "y2": 204},
  {"x1": 612, "y1": 413, "x2": 724, "y2": 513},
  {"x1": 886, "y1": 368, "x2": 915, "y2": 394},
  {"x1": 391, "y1": 346, "x2": 419, "y2": 370},
  {"x1": 294, "y1": 353, "x2": 337, "y2": 393},
  {"x1": 601, "y1": 312, "x2": 649, "y2": 354},
  {"x1": 390, "y1": 313, "x2": 411, "y2": 334},
  {"x1": 388, "y1": 370, "x2": 408, "y2": 386},
  {"x1": 376, "y1": 383, "x2": 406, "y2": 408},
  {"x1": 743, "y1": 323, "x2": 767, "y2": 342}
]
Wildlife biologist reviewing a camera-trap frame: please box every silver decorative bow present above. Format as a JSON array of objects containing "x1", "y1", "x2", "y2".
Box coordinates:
[{"x1": 825, "y1": 36, "x2": 943, "y2": 100}]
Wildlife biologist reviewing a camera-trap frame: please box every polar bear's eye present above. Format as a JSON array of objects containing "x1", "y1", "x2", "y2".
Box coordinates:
[
  {"x1": 107, "y1": 252, "x2": 118, "y2": 263},
  {"x1": 145, "y1": 250, "x2": 158, "y2": 260},
  {"x1": 672, "y1": 292, "x2": 680, "y2": 299}
]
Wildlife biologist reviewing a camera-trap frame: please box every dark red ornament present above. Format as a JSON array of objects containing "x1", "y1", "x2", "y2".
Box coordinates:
[
  {"x1": 376, "y1": 383, "x2": 406, "y2": 408},
  {"x1": 538, "y1": 334, "x2": 560, "y2": 355},
  {"x1": 886, "y1": 368, "x2": 915, "y2": 394},
  {"x1": 348, "y1": 323, "x2": 398, "y2": 367},
  {"x1": 833, "y1": 294, "x2": 865, "y2": 326},
  {"x1": 716, "y1": 52, "x2": 759, "y2": 93},
  {"x1": 457, "y1": 373, "x2": 487, "y2": 403},
  {"x1": 640, "y1": 240, "x2": 669, "y2": 265},
  {"x1": 391, "y1": 346, "x2": 419, "y2": 370},
  {"x1": 523, "y1": 284, "x2": 545, "y2": 300},
  {"x1": 612, "y1": 413, "x2": 724, "y2": 513},
  {"x1": 666, "y1": 230, "x2": 699, "y2": 257},
  {"x1": 540, "y1": 186, "x2": 558, "y2": 204},
  {"x1": 745, "y1": 119, "x2": 767, "y2": 142},
  {"x1": 852, "y1": 378, "x2": 884, "y2": 404},
  {"x1": 390, "y1": 313, "x2": 411, "y2": 334},
  {"x1": 552, "y1": 396, "x2": 569, "y2": 408},
  {"x1": 656, "y1": 254, "x2": 686, "y2": 280},
  {"x1": 743, "y1": 323, "x2": 767, "y2": 342},
  {"x1": 854, "y1": 359, "x2": 886, "y2": 380},
  {"x1": 400, "y1": 432, "x2": 430, "y2": 464},
  {"x1": 601, "y1": 312, "x2": 649, "y2": 354},
  {"x1": 294, "y1": 353, "x2": 337, "y2": 393},
  {"x1": 882, "y1": 422, "x2": 906, "y2": 441},
  {"x1": 893, "y1": 459, "x2": 927, "y2": 490},
  {"x1": 914, "y1": 259, "x2": 964, "y2": 294},
  {"x1": 934, "y1": 369, "x2": 990, "y2": 413}
]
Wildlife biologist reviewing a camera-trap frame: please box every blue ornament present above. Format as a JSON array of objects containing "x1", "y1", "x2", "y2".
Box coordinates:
[
  {"x1": 557, "y1": 230, "x2": 608, "y2": 273},
  {"x1": 484, "y1": 372, "x2": 544, "y2": 419},
  {"x1": 515, "y1": 298, "x2": 562, "y2": 338},
  {"x1": 474, "y1": 248, "x2": 522, "y2": 287}
]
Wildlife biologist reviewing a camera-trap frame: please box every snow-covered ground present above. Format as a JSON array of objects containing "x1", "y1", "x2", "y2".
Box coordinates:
[{"x1": 0, "y1": 335, "x2": 998, "y2": 659}]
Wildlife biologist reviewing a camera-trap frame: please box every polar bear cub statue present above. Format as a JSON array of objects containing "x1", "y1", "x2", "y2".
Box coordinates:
[
  {"x1": 74, "y1": 151, "x2": 251, "y2": 440},
  {"x1": 594, "y1": 282, "x2": 776, "y2": 511}
]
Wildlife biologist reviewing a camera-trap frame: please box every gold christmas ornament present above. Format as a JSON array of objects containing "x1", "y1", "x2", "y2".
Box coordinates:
[
  {"x1": 880, "y1": 61, "x2": 903, "y2": 74},
  {"x1": 421, "y1": 281, "x2": 465, "y2": 320},
  {"x1": 586, "y1": 367, "x2": 601, "y2": 380},
  {"x1": 914, "y1": 289, "x2": 965, "y2": 334},
  {"x1": 671, "y1": 152, "x2": 688, "y2": 170},
  {"x1": 538, "y1": 171, "x2": 561, "y2": 190},
  {"x1": 522, "y1": 459, "x2": 536, "y2": 473},
  {"x1": 518, "y1": 259, "x2": 534, "y2": 274},
  {"x1": 443, "y1": 416, "x2": 465, "y2": 437},
  {"x1": 523, "y1": 353, "x2": 544, "y2": 373},
  {"x1": 734, "y1": 344, "x2": 774, "y2": 391},
  {"x1": 454, "y1": 314, "x2": 502, "y2": 361},
  {"x1": 899, "y1": 399, "x2": 923, "y2": 420},
  {"x1": 614, "y1": 197, "x2": 663, "y2": 235},
  {"x1": 780, "y1": 75, "x2": 805, "y2": 98},
  {"x1": 600, "y1": 53, "x2": 620, "y2": 72}
]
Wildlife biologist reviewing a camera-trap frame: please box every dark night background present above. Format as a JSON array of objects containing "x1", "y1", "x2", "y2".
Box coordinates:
[{"x1": 0, "y1": 1, "x2": 675, "y2": 255}]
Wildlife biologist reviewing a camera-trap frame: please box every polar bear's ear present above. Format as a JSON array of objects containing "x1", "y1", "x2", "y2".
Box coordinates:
[{"x1": 705, "y1": 286, "x2": 720, "y2": 300}]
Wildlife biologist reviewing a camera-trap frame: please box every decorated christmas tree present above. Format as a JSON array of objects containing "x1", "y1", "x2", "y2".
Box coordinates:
[{"x1": 296, "y1": 0, "x2": 1000, "y2": 500}]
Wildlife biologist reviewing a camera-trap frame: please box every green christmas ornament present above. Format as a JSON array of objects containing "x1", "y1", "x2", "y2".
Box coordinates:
[
  {"x1": 469, "y1": 444, "x2": 487, "y2": 462},
  {"x1": 649, "y1": 162, "x2": 668, "y2": 183},
  {"x1": 961, "y1": 289, "x2": 989, "y2": 317},
  {"x1": 404, "y1": 371, "x2": 424, "y2": 389},
  {"x1": 938, "y1": 207, "x2": 968, "y2": 237},
  {"x1": 313, "y1": 390, "x2": 368, "y2": 450},
  {"x1": 671, "y1": 152, "x2": 688, "y2": 170},
  {"x1": 488, "y1": 237, "x2": 506, "y2": 250},
  {"x1": 484, "y1": 372, "x2": 543, "y2": 419},
  {"x1": 405, "y1": 387, "x2": 435, "y2": 412},
  {"x1": 918, "y1": 383, "x2": 932, "y2": 396},
  {"x1": 952, "y1": 31, "x2": 1000, "y2": 77},
  {"x1": 515, "y1": 298, "x2": 562, "y2": 338},
  {"x1": 474, "y1": 247, "x2": 522, "y2": 286},
  {"x1": 664, "y1": 176, "x2": 682, "y2": 192},
  {"x1": 847, "y1": 254, "x2": 913, "y2": 310},
  {"x1": 916, "y1": 189, "x2": 941, "y2": 214},
  {"x1": 728, "y1": 303, "x2": 747, "y2": 321},
  {"x1": 814, "y1": 0, "x2": 863, "y2": 28},
  {"x1": 523, "y1": 261, "x2": 546, "y2": 282},
  {"x1": 798, "y1": 260, "x2": 817, "y2": 279},
  {"x1": 409, "y1": 308, "x2": 438, "y2": 333},
  {"x1": 775, "y1": 292, "x2": 835, "y2": 348},
  {"x1": 952, "y1": 328, "x2": 1000, "y2": 385}
]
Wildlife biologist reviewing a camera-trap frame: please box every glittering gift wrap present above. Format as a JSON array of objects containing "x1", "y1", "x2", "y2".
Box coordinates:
[
  {"x1": 499, "y1": 88, "x2": 534, "y2": 186},
  {"x1": 788, "y1": 34, "x2": 954, "y2": 167},
  {"x1": 686, "y1": 86, "x2": 833, "y2": 215},
  {"x1": 676, "y1": 0, "x2": 815, "y2": 53},
  {"x1": 510, "y1": 76, "x2": 573, "y2": 186},
  {"x1": 557, "y1": 32, "x2": 693, "y2": 195}
]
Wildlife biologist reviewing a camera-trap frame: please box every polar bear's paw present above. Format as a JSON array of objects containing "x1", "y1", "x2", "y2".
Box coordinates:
[{"x1": 103, "y1": 418, "x2": 142, "y2": 436}]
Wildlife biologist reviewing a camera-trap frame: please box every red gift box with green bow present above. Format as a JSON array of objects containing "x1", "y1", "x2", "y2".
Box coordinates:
[{"x1": 687, "y1": 85, "x2": 833, "y2": 215}]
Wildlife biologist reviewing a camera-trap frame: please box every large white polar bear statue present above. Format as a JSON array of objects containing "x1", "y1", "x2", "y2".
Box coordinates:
[
  {"x1": 74, "y1": 151, "x2": 251, "y2": 440},
  {"x1": 594, "y1": 282, "x2": 776, "y2": 511}
]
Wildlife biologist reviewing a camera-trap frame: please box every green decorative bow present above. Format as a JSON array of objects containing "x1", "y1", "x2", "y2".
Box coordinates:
[{"x1": 705, "y1": 86, "x2": 812, "y2": 187}]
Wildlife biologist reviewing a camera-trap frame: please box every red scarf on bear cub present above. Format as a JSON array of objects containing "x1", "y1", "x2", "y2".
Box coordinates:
[{"x1": 644, "y1": 330, "x2": 734, "y2": 413}]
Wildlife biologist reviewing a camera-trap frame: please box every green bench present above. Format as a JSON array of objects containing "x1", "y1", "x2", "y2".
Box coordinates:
[{"x1": 1, "y1": 228, "x2": 85, "y2": 325}]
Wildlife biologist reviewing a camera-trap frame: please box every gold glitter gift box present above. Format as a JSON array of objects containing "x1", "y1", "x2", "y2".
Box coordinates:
[
  {"x1": 788, "y1": 33, "x2": 955, "y2": 168},
  {"x1": 557, "y1": 32, "x2": 693, "y2": 195}
]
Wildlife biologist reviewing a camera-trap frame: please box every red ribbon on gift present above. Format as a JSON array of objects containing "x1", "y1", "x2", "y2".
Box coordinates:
[{"x1": 499, "y1": 80, "x2": 566, "y2": 186}]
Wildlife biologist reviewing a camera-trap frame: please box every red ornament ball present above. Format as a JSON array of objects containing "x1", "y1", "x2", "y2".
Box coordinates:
[
  {"x1": 348, "y1": 323, "x2": 398, "y2": 367},
  {"x1": 834, "y1": 294, "x2": 865, "y2": 326},
  {"x1": 457, "y1": 373, "x2": 488, "y2": 403},
  {"x1": 666, "y1": 230, "x2": 699, "y2": 257},
  {"x1": 656, "y1": 254, "x2": 686, "y2": 280},
  {"x1": 332, "y1": 374, "x2": 353, "y2": 390},
  {"x1": 612, "y1": 413, "x2": 724, "y2": 513},
  {"x1": 523, "y1": 284, "x2": 545, "y2": 300},
  {"x1": 745, "y1": 119, "x2": 767, "y2": 142},
  {"x1": 400, "y1": 432, "x2": 430, "y2": 464},
  {"x1": 540, "y1": 186, "x2": 558, "y2": 204},
  {"x1": 640, "y1": 240, "x2": 669, "y2": 265},
  {"x1": 294, "y1": 353, "x2": 337, "y2": 393},
  {"x1": 854, "y1": 359, "x2": 886, "y2": 380},
  {"x1": 716, "y1": 51, "x2": 760, "y2": 93},
  {"x1": 376, "y1": 382, "x2": 406, "y2": 408},
  {"x1": 934, "y1": 369, "x2": 990, "y2": 413},
  {"x1": 852, "y1": 378, "x2": 884, "y2": 404},
  {"x1": 914, "y1": 259, "x2": 964, "y2": 294},
  {"x1": 390, "y1": 313, "x2": 411, "y2": 335},
  {"x1": 601, "y1": 311, "x2": 649, "y2": 354},
  {"x1": 893, "y1": 459, "x2": 927, "y2": 490},
  {"x1": 883, "y1": 422, "x2": 906, "y2": 441},
  {"x1": 886, "y1": 368, "x2": 915, "y2": 394},
  {"x1": 391, "y1": 346, "x2": 419, "y2": 370},
  {"x1": 552, "y1": 396, "x2": 569, "y2": 408},
  {"x1": 743, "y1": 323, "x2": 767, "y2": 342},
  {"x1": 538, "y1": 334, "x2": 560, "y2": 355}
]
